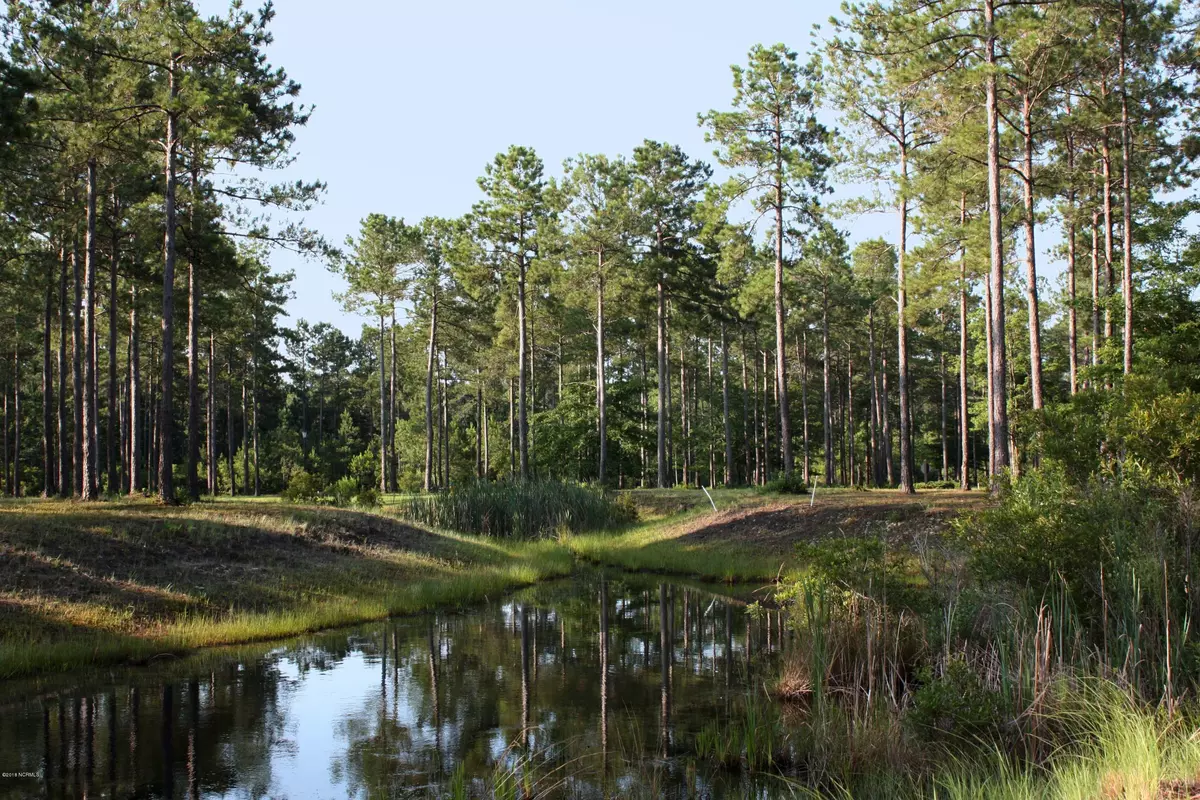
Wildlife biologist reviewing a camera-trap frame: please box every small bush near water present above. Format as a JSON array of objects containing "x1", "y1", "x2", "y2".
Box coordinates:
[{"x1": 395, "y1": 479, "x2": 635, "y2": 538}]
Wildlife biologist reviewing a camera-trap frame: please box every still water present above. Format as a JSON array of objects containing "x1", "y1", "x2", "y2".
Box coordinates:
[{"x1": 0, "y1": 574, "x2": 793, "y2": 799}]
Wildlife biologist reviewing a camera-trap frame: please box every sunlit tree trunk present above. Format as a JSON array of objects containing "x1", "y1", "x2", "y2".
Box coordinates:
[
  {"x1": 984, "y1": 0, "x2": 1010, "y2": 480},
  {"x1": 1020, "y1": 94, "x2": 1044, "y2": 410},
  {"x1": 81, "y1": 158, "x2": 98, "y2": 500},
  {"x1": 424, "y1": 292, "x2": 437, "y2": 492},
  {"x1": 1119, "y1": 0, "x2": 1134, "y2": 374},
  {"x1": 721, "y1": 322, "x2": 733, "y2": 486}
]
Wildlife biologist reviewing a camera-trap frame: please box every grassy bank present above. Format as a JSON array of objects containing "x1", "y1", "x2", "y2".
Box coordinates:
[
  {"x1": 0, "y1": 498, "x2": 572, "y2": 679},
  {"x1": 567, "y1": 487, "x2": 985, "y2": 582}
]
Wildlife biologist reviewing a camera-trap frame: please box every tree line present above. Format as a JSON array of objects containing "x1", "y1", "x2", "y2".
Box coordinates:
[{"x1": 2, "y1": 0, "x2": 1198, "y2": 501}]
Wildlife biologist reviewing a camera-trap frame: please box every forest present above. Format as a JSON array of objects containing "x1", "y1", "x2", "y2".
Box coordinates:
[
  {"x1": 0, "y1": 1, "x2": 1197, "y2": 502},
  {"x1": 3, "y1": 0, "x2": 1200, "y2": 798}
]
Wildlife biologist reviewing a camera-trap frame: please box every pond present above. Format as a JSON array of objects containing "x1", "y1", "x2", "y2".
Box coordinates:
[{"x1": 0, "y1": 573, "x2": 797, "y2": 799}]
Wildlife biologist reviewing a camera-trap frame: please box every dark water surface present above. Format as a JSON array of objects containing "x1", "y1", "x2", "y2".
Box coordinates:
[{"x1": 0, "y1": 573, "x2": 795, "y2": 799}]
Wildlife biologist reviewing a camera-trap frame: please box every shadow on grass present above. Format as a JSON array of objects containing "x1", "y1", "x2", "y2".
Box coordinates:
[{"x1": 0, "y1": 499, "x2": 572, "y2": 679}]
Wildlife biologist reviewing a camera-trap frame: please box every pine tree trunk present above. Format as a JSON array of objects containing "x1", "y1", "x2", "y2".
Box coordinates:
[
  {"x1": 508, "y1": 377, "x2": 515, "y2": 476},
  {"x1": 476, "y1": 376, "x2": 483, "y2": 480},
  {"x1": 186, "y1": 168, "x2": 200, "y2": 501},
  {"x1": 882, "y1": 353, "x2": 894, "y2": 486},
  {"x1": 823, "y1": 278, "x2": 833, "y2": 487},
  {"x1": 81, "y1": 158, "x2": 97, "y2": 500},
  {"x1": 596, "y1": 270, "x2": 607, "y2": 485},
  {"x1": 108, "y1": 192, "x2": 120, "y2": 494},
  {"x1": 241, "y1": 378, "x2": 248, "y2": 494},
  {"x1": 800, "y1": 330, "x2": 810, "y2": 485},
  {"x1": 639, "y1": 346, "x2": 648, "y2": 485},
  {"x1": 58, "y1": 242, "x2": 69, "y2": 497},
  {"x1": 848, "y1": 355, "x2": 856, "y2": 486},
  {"x1": 752, "y1": 331, "x2": 761, "y2": 484},
  {"x1": 1066, "y1": 136, "x2": 1079, "y2": 396},
  {"x1": 424, "y1": 294, "x2": 437, "y2": 492},
  {"x1": 158, "y1": 68, "x2": 179, "y2": 503},
  {"x1": 741, "y1": 328, "x2": 751, "y2": 485},
  {"x1": 1091, "y1": 210, "x2": 1101, "y2": 372},
  {"x1": 656, "y1": 277, "x2": 668, "y2": 487},
  {"x1": 959, "y1": 227, "x2": 970, "y2": 491},
  {"x1": 129, "y1": 287, "x2": 140, "y2": 495},
  {"x1": 207, "y1": 333, "x2": 216, "y2": 494},
  {"x1": 378, "y1": 313, "x2": 387, "y2": 493},
  {"x1": 227, "y1": 359, "x2": 235, "y2": 496},
  {"x1": 940, "y1": 349, "x2": 948, "y2": 481},
  {"x1": 252, "y1": 353, "x2": 259, "y2": 496},
  {"x1": 680, "y1": 338, "x2": 689, "y2": 485},
  {"x1": 1102, "y1": 129, "x2": 1115, "y2": 343},
  {"x1": 773, "y1": 163, "x2": 793, "y2": 476},
  {"x1": 73, "y1": 236, "x2": 83, "y2": 495},
  {"x1": 389, "y1": 309, "x2": 397, "y2": 492},
  {"x1": 722, "y1": 322, "x2": 733, "y2": 487},
  {"x1": 517, "y1": 259, "x2": 530, "y2": 480},
  {"x1": 896, "y1": 140, "x2": 916, "y2": 493},
  {"x1": 1021, "y1": 95, "x2": 1044, "y2": 410},
  {"x1": 762, "y1": 347, "x2": 771, "y2": 484},
  {"x1": 868, "y1": 308, "x2": 882, "y2": 487},
  {"x1": 42, "y1": 242, "x2": 54, "y2": 496},
  {"x1": 1119, "y1": 0, "x2": 1134, "y2": 374},
  {"x1": 984, "y1": 0, "x2": 1010, "y2": 480},
  {"x1": 442, "y1": 353, "x2": 450, "y2": 484},
  {"x1": 12, "y1": 345, "x2": 20, "y2": 497}
]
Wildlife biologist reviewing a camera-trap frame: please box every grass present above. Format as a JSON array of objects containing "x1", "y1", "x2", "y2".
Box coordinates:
[
  {"x1": 566, "y1": 486, "x2": 985, "y2": 583},
  {"x1": 0, "y1": 497, "x2": 572, "y2": 679},
  {"x1": 0, "y1": 485, "x2": 986, "y2": 682},
  {"x1": 394, "y1": 478, "x2": 633, "y2": 539}
]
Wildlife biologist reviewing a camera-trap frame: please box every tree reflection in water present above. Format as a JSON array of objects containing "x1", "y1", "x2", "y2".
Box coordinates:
[{"x1": 2, "y1": 573, "x2": 785, "y2": 799}]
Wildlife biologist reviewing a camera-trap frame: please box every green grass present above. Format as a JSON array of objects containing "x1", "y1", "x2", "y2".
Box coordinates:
[
  {"x1": 928, "y1": 691, "x2": 1200, "y2": 800},
  {"x1": 565, "y1": 489, "x2": 788, "y2": 582},
  {"x1": 394, "y1": 479, "x2": 634, "y2": 539},
  {"x1": 0, "y1": 497, "x2": 572, "y2": 679}
]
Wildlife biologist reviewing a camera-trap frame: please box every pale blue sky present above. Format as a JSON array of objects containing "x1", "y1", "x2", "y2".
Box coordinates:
[{"x1": 198, "y1": 0, "x2": 866, "y2": 333}]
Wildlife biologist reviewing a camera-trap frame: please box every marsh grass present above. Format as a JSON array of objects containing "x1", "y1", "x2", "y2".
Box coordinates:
[
  {"x1": 394, "y1": 479, "x2": 634, "y2": 539},
  {"x1": 0, "y1": 498, "x2": 572, "y2": 678}
]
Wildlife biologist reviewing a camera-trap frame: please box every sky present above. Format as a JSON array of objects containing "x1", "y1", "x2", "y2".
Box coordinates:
[{"x1": 195, "y1": 0, "x2": 864, "y2": 334}]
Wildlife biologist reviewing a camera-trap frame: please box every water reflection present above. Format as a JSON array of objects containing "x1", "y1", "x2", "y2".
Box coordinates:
[{"x1": 1, "y1": 573, "x2": 784, "y2": 799}]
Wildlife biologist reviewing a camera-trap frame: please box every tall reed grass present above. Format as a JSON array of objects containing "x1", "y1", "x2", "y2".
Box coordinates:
[{"x1": 394, "y1": 479, "x2": 634, "y2": 539}]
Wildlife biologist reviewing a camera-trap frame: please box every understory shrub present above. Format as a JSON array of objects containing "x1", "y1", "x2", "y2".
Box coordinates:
[
  {"x1": 283, "y1": 470, "x2": 378, "y2": 508},
  {"x1": 907, "y1": 657, "x2": 1004, "y2": 745},
  {"x1": 761, "y1": 473, "x2": 809, "y2": 494},
  {"x1": 282, "y1": 469, "x2": 323, "y2": 503},
  {"x1": 396, "y1": 479, "x2": 636, "y2": 538}
]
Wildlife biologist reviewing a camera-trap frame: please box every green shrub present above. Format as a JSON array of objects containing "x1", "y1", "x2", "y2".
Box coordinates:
[
  {"x1": 353, "y1": 486, "x2": 380, "y2": 508},
  {"x1": 328, "y1": 477, "x2": 359, "y2": 507},
  {"x1": 282, "y1": 469, "x2": 323, "y2": 503},
  {"x1": 907, "y1": 656, "x2": 1004, "y2": 746},
  {"x1": 396, "y1": 479, "x2": 635, "y2": 539},
  {"x1": 761, "y1": 472, "x2": 809, "y2": 494},
  {"x1": 915, "y1": 480, "x2": 957, "y2": 490}
]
